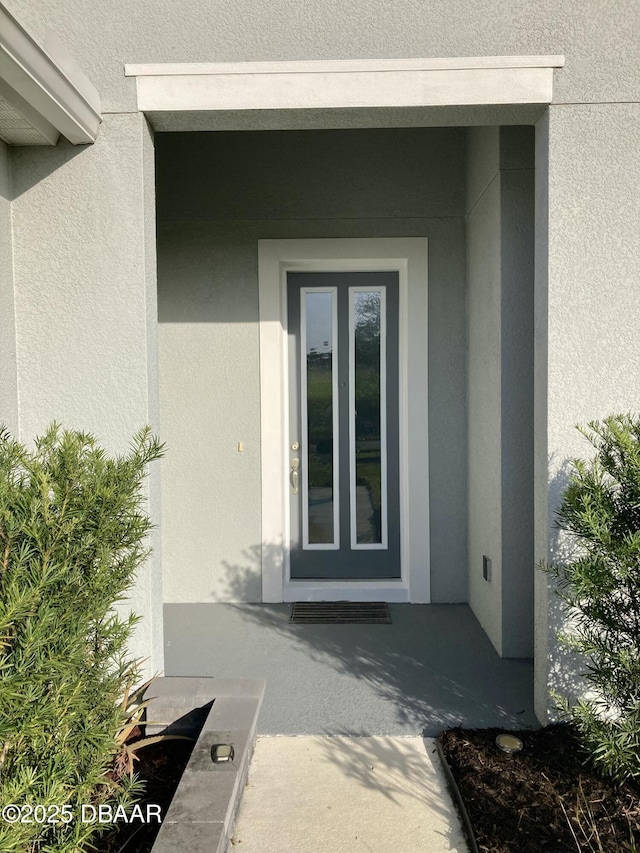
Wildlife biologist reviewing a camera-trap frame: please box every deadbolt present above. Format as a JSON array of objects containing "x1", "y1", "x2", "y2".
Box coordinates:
[{"x1": 291, "y1": 441, "x2": 299, "y2": 451}]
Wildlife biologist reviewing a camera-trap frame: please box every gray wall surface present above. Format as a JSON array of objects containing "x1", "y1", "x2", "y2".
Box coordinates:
[
  {"x1": 533, "y1": 113, "x2": 551, "y2": 719},
  {"x1": 156, "y1": 128, "x2": 468, "y2": 604},
  {"x1": 9, "y1": 114, "x2": 164, "y2": 677},
  {"x1": 466, "y1": 128, "x2": 503, "y2": 652},
  {"x1": 534, "y1": 102, "x2": 640, "y2": 719},
  {"x1": 0, "y1": 141, "x2": 18, "y2": 437},
  {"x1": 4, "y1": 0, "x2": 639, "y2": 704},
  {"x1": 7, "y1": 0, "x2": 640, "y2": 112},
  {"x1": 466, "y1": 127, "x2": 535, "y2": 658},
  {"x1": 500, "y1": 140, "x2": 534, "y2": 659}
]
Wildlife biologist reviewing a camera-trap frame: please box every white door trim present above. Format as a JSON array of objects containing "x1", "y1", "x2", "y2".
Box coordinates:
[{"x1": 258, "y1": 238, "x2": 429, "y2": 603}]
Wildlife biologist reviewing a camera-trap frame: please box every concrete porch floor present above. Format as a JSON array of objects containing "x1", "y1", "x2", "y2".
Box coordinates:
[{"x1": 163, "y1": 603, "x2": 537, "y2": 736}]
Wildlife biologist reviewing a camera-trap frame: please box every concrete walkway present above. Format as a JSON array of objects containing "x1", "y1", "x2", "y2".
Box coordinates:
[{"x1": 231, "y1": 736, "x2": 469, "y2": 853}]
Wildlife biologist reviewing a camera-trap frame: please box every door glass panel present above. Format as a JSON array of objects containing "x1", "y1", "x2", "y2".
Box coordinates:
[
  {"x1": 352, "y1": 290, "x2": 385, "y2": 546},
  {"x1": 288, "y1": 270, "x2": 400, "y2": 580},
  {"x1": 303, "y1": 289, "x2": 338, "y2": 546}
]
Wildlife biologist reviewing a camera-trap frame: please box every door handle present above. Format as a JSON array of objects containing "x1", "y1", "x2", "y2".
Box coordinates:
[{"x1": 290, "y1": 458, "x2": 300, "y2": 495}]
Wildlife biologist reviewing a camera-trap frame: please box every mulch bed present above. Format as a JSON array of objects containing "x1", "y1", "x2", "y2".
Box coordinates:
[
  {"x1": 438, "y1": 725, "x2": 640, "y2": 853},
  {"x1": 95, "y1": 734, "x2": 195, "y2": 853}
]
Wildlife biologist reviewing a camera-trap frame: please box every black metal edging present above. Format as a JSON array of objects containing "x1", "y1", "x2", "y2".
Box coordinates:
[{"x1": 435, "y1": 740, "x2": 481, "y2": 853}]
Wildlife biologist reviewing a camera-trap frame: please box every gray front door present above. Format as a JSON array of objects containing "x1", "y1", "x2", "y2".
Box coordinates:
[{"x1": 287, "y1": 271, "x2": 401, "y2": 580}]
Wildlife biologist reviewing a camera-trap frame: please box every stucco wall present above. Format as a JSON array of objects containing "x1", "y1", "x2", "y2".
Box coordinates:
[
  {"x1": 533, "y1": 112, "x2": 551, "y2": 718},
  {"x1": 7, "y1": 0, "x2": 640, "y2": 112},
  {"x1": 466, "y1": 128, "x2": 503, "y2": 651},
  {"x1": 9, "y1": 114, "x2": 164, "y2": 676},
  {"x1": 500, "y1": 148, "x2": 535, "y2": 658},
  {"x1": 467, "y1": 127, "x2": 535, "y2": 658},
  {"x1": 4, "y1": 0, "x2": 639, "y2": 701},
  {"x1": 156, "y1": 128, "x2": 467, "y2": 604},
  {"x1": 0, "y1": 141, "x2": 18, "y2": 437},
  {"x1": 535, "y1": 103, "x2": 640, "y2": 720}
]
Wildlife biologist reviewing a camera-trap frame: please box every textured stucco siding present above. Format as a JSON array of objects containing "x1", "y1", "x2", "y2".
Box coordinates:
[
  {"x1": 533, "y1": 112, "x2": 551, "y2": 719},
  {"x1": 535, "y1": 103, "x2": 640, "y2": 720},
  {"x1": 467, "y1": 127, "x2": 535, "y2": 659},
  {"x1": 157, "y1": 221, "x2": 262, "y2": 604},
  {"x1": 466, "y1": 129, "x2": 503, "y2": 652},
  {"x1": 10, "y1": 113, "x2": 163, "y2": 676},
  {"x1": 4, "y1": 0, "x2": 639, "y2": 700},
  {"x1": 156, "y1": 128, "x2": 467, "y2": 604},
  {"x1": 0, "y1": 141, "x2": 18, "y2": 437},
  {"x1": 7, "y1": 0, "x2": 640, "y2": 112},
  {"x1": 500, "y1": 158, "x2": 534, "y2": 658}
]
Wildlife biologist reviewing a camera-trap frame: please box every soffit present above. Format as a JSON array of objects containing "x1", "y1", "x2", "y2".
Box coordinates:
[{"x1": 0, "y1": 88, "x2": 57, "y2": 145}]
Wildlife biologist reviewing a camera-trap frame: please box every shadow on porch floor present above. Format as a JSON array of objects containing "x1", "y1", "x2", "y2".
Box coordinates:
[{"x1": 163, "y1": 603, "x2": 537, "y2": 736}]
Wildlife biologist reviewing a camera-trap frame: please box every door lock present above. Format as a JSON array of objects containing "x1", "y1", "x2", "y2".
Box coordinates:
[{"x1": 291, "y1": 441, "x2": 299, "y2": 451}]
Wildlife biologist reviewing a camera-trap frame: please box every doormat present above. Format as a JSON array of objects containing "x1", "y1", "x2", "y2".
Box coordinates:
[{"x1": 289, "y1": 602, "x2": 391, "y2": 624}]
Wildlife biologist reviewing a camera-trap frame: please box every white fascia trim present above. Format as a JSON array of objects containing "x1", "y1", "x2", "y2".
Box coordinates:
[
  {"x1": 125, "y1": 56, "x2": 565, "y2": 76},
  {"x1": 0, "y1": 3, "x2": 101, "y2": 144},
  {"x1": 125, "y1": 56, "x2": 565, "y2": 113}
]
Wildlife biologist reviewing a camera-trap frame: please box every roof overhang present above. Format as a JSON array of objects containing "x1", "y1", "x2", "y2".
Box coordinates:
[
  {"x1": 125, "y1": 55, "x2": 565, "y2": 132},
  {"x1": 0, "y1": 2, "x2": 101, "y2": 145}
]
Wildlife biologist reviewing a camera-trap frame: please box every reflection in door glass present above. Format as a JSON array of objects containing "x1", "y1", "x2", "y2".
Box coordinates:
[
  {"x1": 304, "y1": 291, "x2": 336, "y2": 545},
  {"x1": 353, "y1": 291, "x2": 383, "y2": 544}
]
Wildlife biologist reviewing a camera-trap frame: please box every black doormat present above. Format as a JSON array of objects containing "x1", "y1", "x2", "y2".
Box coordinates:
[{"x1": 289, "y1": 602, "x2": 391, "y2": 624}]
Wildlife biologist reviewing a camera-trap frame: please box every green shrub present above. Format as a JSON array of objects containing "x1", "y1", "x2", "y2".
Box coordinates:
[
  {"x1": 0, "y1": 424, "x2": 164, "y2": 852},
  {"x1": 546, "y1": 414, "x2": 640, "y2": 784}
]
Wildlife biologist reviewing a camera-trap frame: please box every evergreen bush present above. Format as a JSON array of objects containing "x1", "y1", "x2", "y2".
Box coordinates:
[
  {"x1": 547, "y1": 414, "x2": 640, "y2": 784},
  {"x1": 0, "y1": 424, "x2": 164, "y2": 851}
]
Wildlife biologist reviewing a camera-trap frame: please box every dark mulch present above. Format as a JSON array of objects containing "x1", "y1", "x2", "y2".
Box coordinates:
[
  {"x1": 94, "y1": 732, "x2": 195, "y2": 853},
  {"x1": 438, "y1": 725, "x2": 640, "y2": 853}
]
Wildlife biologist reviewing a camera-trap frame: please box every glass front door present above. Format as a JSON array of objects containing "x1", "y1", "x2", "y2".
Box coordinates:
[{"x1": 287, "y1": 271, "x2": 401, "y2": 580}]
